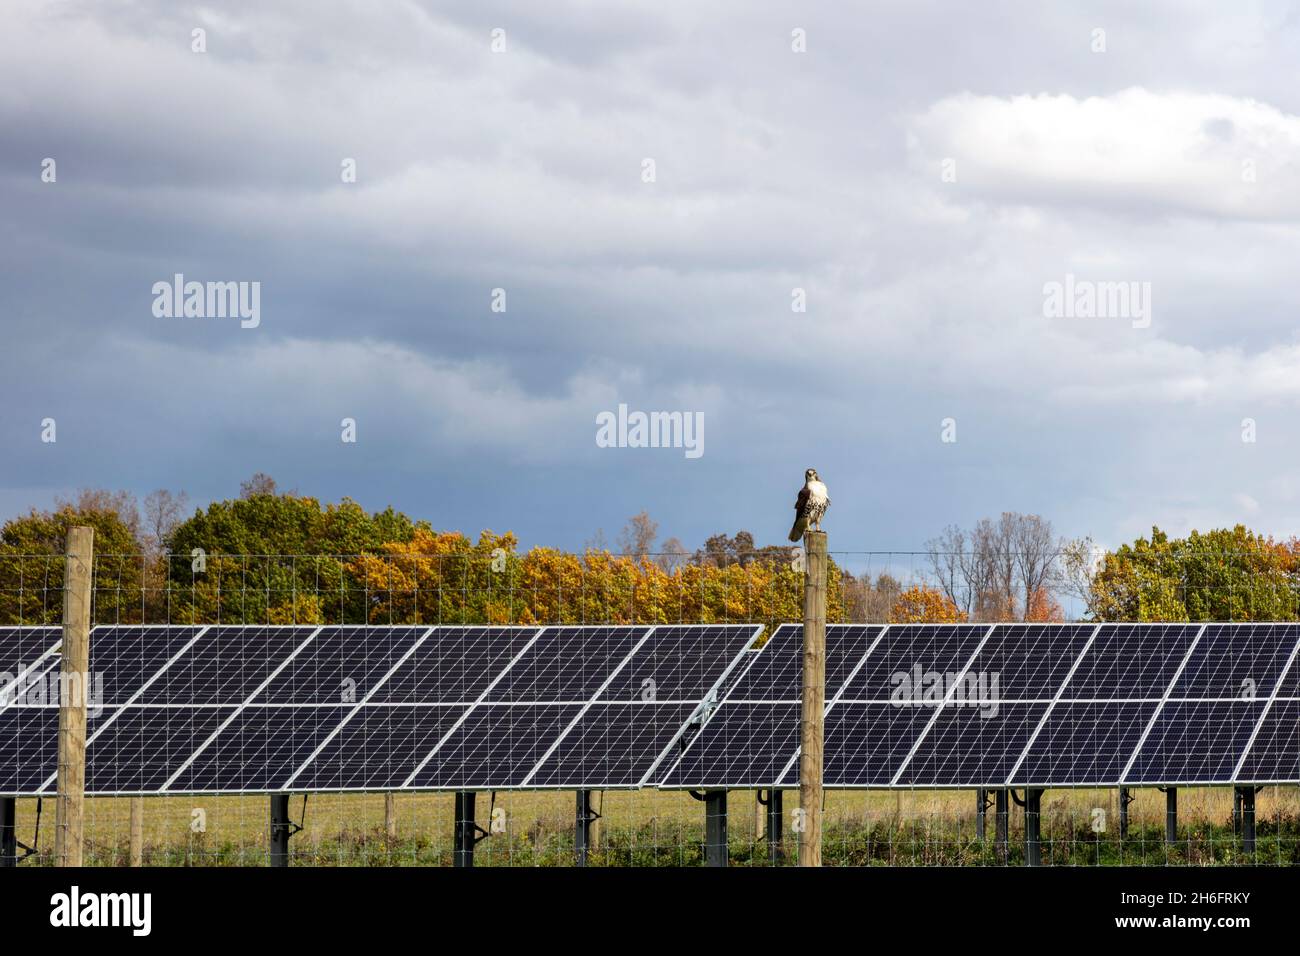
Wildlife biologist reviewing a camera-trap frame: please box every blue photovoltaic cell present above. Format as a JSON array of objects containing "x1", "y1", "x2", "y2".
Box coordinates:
[
  {"x1": 0, "y1": 626, "x2": 62, "y2": 681},
  {"x1": 83, "y1": 706, "x2": 235, "y2": 794},
  {"x1": 661, "y1": 703, "x2": 800, "y2": 788},
  {"x1": 0, "y1": 706, "x2": 114, "y2": 794},
  {"x1": 596, "y1": 625, "x2": 755, "y2": 701},
  {"x1": 371, "y1": 626, "x2": 538, "y2": 704},
  {"x1": 1010, "y1": 701, "x2": 1157, "y2": 786},
  {"x1": 89, "y1": 626, "x2": 207, "y2": 704},
  {"x1": 1058, "y1": 624, "x2": 1200, "y2": 699},
  {"x1": 1236, "y1": 700, "x2": 1300, "y2": 783},
  {"x1": 723, "y1": 625, "x2": 883, "y2": 702},
  {"x1": 528, "y1": 703, "x2": 696, "y2": 787},
  {"x1": 484, "y1": 627, "x2": 647, "y2": 703},
  {"x1": 296, "y1": 705, "x2": 468, "y2": 790},
  {"x1": 178, "y1": 705, "x2": 349, "y2": 792},
  {"x1": 837, "y1": 625, "x2": 988, "y2": 702},
  {"x1": 1168, "y1": 624, "x2": 1300, "y2": 700},
  {"x1": 724, "y1": 627, "x2": 801, "y2": 701},
  {"x1": 812, "y1": 703, "x2": 934, "y2": 787},
  {"x1": 1271, "y1": 649, "x2": 1300, "y2": 699},
  {"x1": 1125, "y1": 700, "x2": 1264, "y2": 783},
  {"x1": 825, "y1": 625, "x2": 886, "y2": 695},
  {"x1": 901, "y1": 703, "x2": 1048, "y2": 786},
  {"x1": 137, "y1": 626, "x2": 318, "y2": 705},
  {"x1": 252, "y1": 626, "x2": 427, "y2": 704},
  {"x1": 408, "y1": 704, "x2": 581, "y2": 788},
  {"x1": 962, "y1": 625, "x2": 1094, "y2": 701}
]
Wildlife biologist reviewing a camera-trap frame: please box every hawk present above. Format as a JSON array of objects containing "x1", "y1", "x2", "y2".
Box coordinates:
[{"x1": 788, "y1": 468, "x2": 830, "y2": 541}]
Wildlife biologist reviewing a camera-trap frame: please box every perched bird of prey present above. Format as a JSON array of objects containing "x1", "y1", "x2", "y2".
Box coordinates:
[{"x1": 788, "y1": 468, "x2": 830, "y2": 541}]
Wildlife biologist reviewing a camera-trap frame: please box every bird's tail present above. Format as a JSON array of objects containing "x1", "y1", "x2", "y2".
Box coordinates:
[{"x1": 788, "y1": 517, "x2": 806, "y2": 543}]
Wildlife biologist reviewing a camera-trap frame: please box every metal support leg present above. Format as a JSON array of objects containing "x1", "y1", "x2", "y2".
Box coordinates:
[
  {"x1": 1024, "y1": 789, "x2": 1043, "y2": 867},
  {"x1": 976, "y1": 789, "x2": 987, "y2": 840},
  {"x1": 1239, "y1": 787, "x2": 1256, "y2": 855},
  {"x1": 765, "y1": 790, "x2": 783, "y2": 864},
  {"x1": 453, "y1": 792, "x2": 477, "y2": 868},
  {"x1": 0, "y1": 797, "x2": 16, "y2": 868},
  {"x1": 1233, "y1": 787, "x2": 1242, "y2": 835},
  {"x1": 995, "y1": 789, "x2": 1009, "y2": 862},
  {"x1": 269, "y1": 793, "x2": 291, "y2": 867},
  {"x1": 1165, "y1": 787, "x2": 1177, "y2": 846},
  {"x1": 575, "y1": 790, "x2": 595, "y2": 867},
  {"x1": 705, "y1": 790, "x2": 728, "y2": 867},
  {"x1": 1118, "y1": 787, "x2": 1131, "y2": 839}
]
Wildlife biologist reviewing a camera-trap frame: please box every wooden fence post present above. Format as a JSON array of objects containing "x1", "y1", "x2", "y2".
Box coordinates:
[
  {"x1": 130, "y1": 797, "x2": 144, "y2": 865},
  {"x1": 56, "y1": 525, "x2": 93, "y2": 867},
  {"x1": 799, "y1": 530, "x2": 826, "y2": 867}
]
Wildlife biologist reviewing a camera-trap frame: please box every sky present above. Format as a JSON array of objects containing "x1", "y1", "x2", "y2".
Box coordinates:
[{"x1": 3, "y1": 0, "x2": 1300, "y2": 559}]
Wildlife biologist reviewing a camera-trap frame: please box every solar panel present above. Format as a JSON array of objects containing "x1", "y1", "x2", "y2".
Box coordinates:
[
  {"x1": 483, "y1": 626, "x2": 651, "y2": 703},
  {"x1": 1057, "y1": 623, "x2": 1202, "y2": 699},
  {"x1": 1169, "y1": 623, "x2": 1300, "y2": 700},
  {"x1": 253, "y1": 626, "x2": 428, "y2": 704},
  {"x1": 661, "y1": 703, "x2": 801, "y2": 789},
  {"x1": 1, "y1": 622, "x2": 1299, "y2": 795},
  {"x1": 136, "y1": 625, "x2": 319, "y2": 704},
  {"x1": 900, "y1": 702, "x2": 1049, "y2": 787},
  {"x1": 1236, "y1": 699, "x2": 1300, "y2": 784},
  {"x1": 1124, "y1": 700, "x2": 1265, "y2": 784},
  {"x1": 408, "y1": 703, "x2": 582, "y2": 789},
  {"x1": 292, "y1": 705, "x2": 469, "y2": 791},
  {"x1": 178, "y1": 705, "x2": 350, "y2": 793},
  {"x1": 1009, "y1": 701, "x2": 1157, "y2": 787},
  {"x1": 524, "y1": 624, "x2": 759, "y2": 788}
]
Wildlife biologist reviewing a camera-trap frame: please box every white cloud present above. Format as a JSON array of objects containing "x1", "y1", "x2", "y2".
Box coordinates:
[{"x1": 909, "y1": 88, "x2": 1300, "y2": 220}]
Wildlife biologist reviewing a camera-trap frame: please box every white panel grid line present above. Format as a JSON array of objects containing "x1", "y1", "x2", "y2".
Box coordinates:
[
  {"x1": 159, "y1": 626, "x2": 324, "y2": 792},
  {"x1": 281, "y1": 625, "x2": 437, "y2": 789},
  {"x1": 1118, "y1": 623, "x2": 1208, "y2": 785},
  {"x1": 0, "y1": 640, "x2": 64, "y2": 713},
  {"x1": 35, "y1": 625, "x2": 213, "y2": 793},
  {"x1": 889, "y1": 624, "x2": 999, "y2": 787},
  {"x1": 1231, "y1": 625, "x2": 1300, "y2": 782},
  {"x1": 637, "y1": 624, "x2": 764, "y2": 787},
  {"x1": 517, "y1": 626, "x2": 656, "y2": 787},
  {"x1": 649, "y1": 626, "x2": 783, "y2": 786},
  {"x1": 774, "y1": 624, "x2": 891, "y2": 788},
  {"x1": 397, "y1": 626, "x2": 548, "y2": 788},
  {"x1": 1002, "y1": 623, "x2": 1103, "y2": 787}
]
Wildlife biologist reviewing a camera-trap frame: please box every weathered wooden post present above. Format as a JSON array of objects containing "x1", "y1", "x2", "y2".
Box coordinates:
[
  {"x1": 56, "y1": 526, "x2": 93, "y2": 867},
  {"x1": 385, "y1": 792, "x2": 397, "y2": 840},
  {"x1": 129, "y1": 796, "x2": 144, "y2": 866},
  {"x1": 799, "y1": 529, "x2": 827, "y2": 867}
]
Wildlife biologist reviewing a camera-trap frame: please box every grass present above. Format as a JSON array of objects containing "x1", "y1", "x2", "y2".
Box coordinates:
[{"x1": 12, "y1": 786, "x2": 1300, "y2": 866}]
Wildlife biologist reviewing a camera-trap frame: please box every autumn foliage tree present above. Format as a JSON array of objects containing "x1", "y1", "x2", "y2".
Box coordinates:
[{"x1": 889, "y1": 585, "x2": 967, "y2": 623}]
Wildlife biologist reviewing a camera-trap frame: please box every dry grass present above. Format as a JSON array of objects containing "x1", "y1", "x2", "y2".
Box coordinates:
[{"x1": 11, "y1": 785, "x2": 1299, "y2": 866}]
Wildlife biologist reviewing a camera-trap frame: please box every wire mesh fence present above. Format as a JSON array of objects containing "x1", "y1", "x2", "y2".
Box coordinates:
[{"x1": 2, "y1": 547, "x2": 1298, "y2": 867}]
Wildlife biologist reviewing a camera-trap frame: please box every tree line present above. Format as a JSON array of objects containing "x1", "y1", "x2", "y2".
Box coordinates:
[{"x1": 1, "y1": 477, "x2": 1297, "y2": 626}]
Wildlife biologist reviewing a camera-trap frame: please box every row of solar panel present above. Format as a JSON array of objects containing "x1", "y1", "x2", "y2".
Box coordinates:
[
  {"x1": 660, "y1": 624, "x2": 1300, "y2": 789},
  {"x1": 0, "y1": 625, "x2": 760, "y2": 795},
  {"x1": 2, "y1": 622, "x2": 1298, "y2": 794}
]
